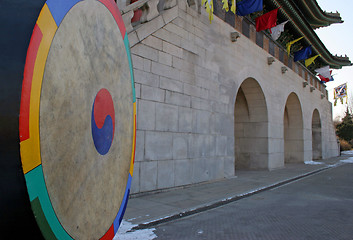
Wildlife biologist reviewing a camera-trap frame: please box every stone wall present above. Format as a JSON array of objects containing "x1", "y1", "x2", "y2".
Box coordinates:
[{"x1": 125, "y1": 0, "x2": 339, "y2": 194}]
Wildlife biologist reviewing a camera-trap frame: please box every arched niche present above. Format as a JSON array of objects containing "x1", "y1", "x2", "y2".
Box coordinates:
[
  {"x1": 283, "y1": 93, "x2": 304, "y2": 163},
  {"x1": 312, "y1": 109, "x2": 322, "y2": 160},
  {"x1": 234, "y1": 78, "x2": 268, "y2": 170}
]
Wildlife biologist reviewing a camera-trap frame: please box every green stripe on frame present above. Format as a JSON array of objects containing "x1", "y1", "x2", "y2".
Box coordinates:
[
  {"x1": 124, "y1": 33, "x2": 136, "y2": 103},
  {"x1": 25, "y1": 165, "x2": 73, "y2": 240},
  {"x1": 31, "y1": 197, "x2": 57, "y2": 240}
]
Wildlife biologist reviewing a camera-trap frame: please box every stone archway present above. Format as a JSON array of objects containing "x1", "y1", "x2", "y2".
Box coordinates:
[
  {"x1": 312, "y1": 109, "x2": 322, "y2": 160},
  {"x1": 234, "y1": 78, "x2": 268, "y2": 170},
  {"x1": 283, "y1": 93, "x2": 304, "y2": 163}
]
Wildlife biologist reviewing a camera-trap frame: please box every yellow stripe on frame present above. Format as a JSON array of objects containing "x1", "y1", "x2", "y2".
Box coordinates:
[
  {"x1": 129, "y1": 102, "x2": 137, "y2": 176},
  {"x1": 21, "y1": 4, "x2": 57, "y2": 174}
]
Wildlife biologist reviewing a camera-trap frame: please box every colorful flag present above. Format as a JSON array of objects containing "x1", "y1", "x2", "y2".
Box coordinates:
[
  {"x1": 270, "y1": 20, "x2": 288, "y2": 40},
  {"x1": 236, "y1": 0, "x2": 263, "y2": 16},
  {"x1": 255, "y1": 8, "x2": 279, "y2": 32},
  {"x1": 202, "y1": 0, "x2": 214, "y2": 23},
  {"x1": 334, "y1": 83, "x2": 347, "y2": 99},
  {"x1": 286, "y1": 36, "x2": 304, "y2": 56},
  {"x1": 305, "y1": 54, "x2": 320, "y2": 67},
  {"x1": 294, "y1": 46, "x2": 312, "y2": 62},
  {"x1": 315, "y1": 65, "x2": 331, "y2": 78},
  {"x1": 318, "y1": 71, "x2": 333, "y2": 83}
]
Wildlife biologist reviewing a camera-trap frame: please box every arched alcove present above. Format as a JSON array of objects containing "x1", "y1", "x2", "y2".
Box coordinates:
[
  {"x1": 234, "y1": 78, "x2": 268, "y2": 170},
  {"x1": 312, "y1": 109, "x2": 322, "y2": 160},
  {"x1": 283, "y1": 93, "x2": 304, "y2": 163}
]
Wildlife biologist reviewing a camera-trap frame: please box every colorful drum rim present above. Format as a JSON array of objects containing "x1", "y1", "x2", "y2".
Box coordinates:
[{"x1": 18, "y1": 0, "x2": 136, "y2": 239}]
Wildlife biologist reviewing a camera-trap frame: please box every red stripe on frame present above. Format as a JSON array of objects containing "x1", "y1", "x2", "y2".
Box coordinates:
[
  {"x1": 19, "y1": 24, "x2": 43, "y2": 142},
  {"x1": 99, "y1": 0, "x2": 126, "y2": 37},
  {"x1": 100, "y1": 224, "x2": 115, "y2": 240}
]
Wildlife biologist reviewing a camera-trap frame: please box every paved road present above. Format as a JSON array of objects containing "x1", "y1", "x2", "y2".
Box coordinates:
[{"x1": 153, "y1": 163, "x2": 353, "y2": 240}]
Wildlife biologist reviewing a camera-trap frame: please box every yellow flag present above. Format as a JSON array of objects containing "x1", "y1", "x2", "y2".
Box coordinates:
[
  {"x1": 222, "y1": 0, "x2": 229, "y2": 11},
  {"x1": 305, "y1": 55, "x2": 320, "y2": 67},
  {"x1": 205, "y1": 0, "x2": 214, "y2": 24},
  {"x1": 231, "y1": 0, "x2": 236, "y2": 14},
  {"x1": 286, "y1": 36, "x2": 304, "y2": 56}
]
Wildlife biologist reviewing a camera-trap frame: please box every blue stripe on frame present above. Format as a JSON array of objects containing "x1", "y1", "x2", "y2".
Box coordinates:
[
  {"x1": 113, "y1": 174, "x2": 132, "y2": 233},
  {"x1": 46, "y1": 0, "x2": 82, "y2": 26}
]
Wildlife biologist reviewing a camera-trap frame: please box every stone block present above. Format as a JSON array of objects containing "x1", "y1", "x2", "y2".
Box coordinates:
[
  {"x1": 143, "y1": 58, "x2": 151, "y2": 72},
  {"x1": 158, "y1": 51, "x2": 173, "y2": 66},
  {"x1": 162, "y1": 5, "x2": 179, "y2": 24},
  {"x1": 180, "y1": 71, "x2": 196, "y2": 85},
  {"x1": 191, "y1": 97, "x2": 210, "y2": 111},
  {"x1": 128, "y1": 31, "x2": 139, "y2": 47},
  {"x1": 192, "y1": 158, "x2": 209, "y2": 183},
  {"x1": 141, "y1": 85, "x2": 165, "y2": 102},
  {"x1": 131, "y1": 44, "x2": 159, "y2": 62},
  {"x1": 193, "y1": 110, "x2": 210, "y2": 134},
  {"x1": 134, "y1": 69, "x2": 159, "y2": 87},
  {"x1": 132, "y1": 54, "x2": 144, "y2": 71},
  {"x1": 178, "y1": 106, "x2": 193, "y2": 133},
  {"x1": 137, "y1": 100, "x2": 155, "y2": 130},
  {"x1": 130, "y1": 162, "x2": 140, "y2": 194},
  {"x1": 164, "y1": 22, "x2": 189, "y2": 39},
  {"x1": 189, "y1": 134, "x2": 211, "y2": 158},
  {"x1": 216, "y1": 135, "x2": 227, "y2": 156},
  {"x1": 174, "y1": 159, "x2": 193, "y2": 186},
  {"x1": 163, "y1": 41, "x2": 183, "y2": 58},
  {"x1": 157, "y1": 160, "x2": 175, "y2": 189},
  {"x1": 151, "y1": 61, "x2": 180, "y2": 80},
  {"x1": 135, "y1": 130, "x2": 145, "y2": 162},
  {"x1": 173, "y1": 133, "x2": 188, "y2": 159},
  {"x1": 227, "y1": 136, "x2": 235, "y2": 156},
  {"x1": 135, "y1": 83, "x2": 141, "y2": 99},
  {"x1": 160, "y1": 76, "x2": 183, "y2": 93},
  {"x1": 224, "y1": 157, "x2": 235, "y2": 177},
  {"x1": 140, "y1": 161, "x2": 157, "y2": 192},
  {"x1": 156, "y1": 103, "x2": 178, "y2": 131},
  {"x1": 166, "y1": 91, "x2": 191, "y2": 107},
  {"x1": 153, "y1": 28, "x2": 182, "y2": 47},
  {"x1": 207, "y1": 157, "x2": 224, "y2": 179},
  {"x1": 136, "y1": 15, "x2": 165, "y2": 41},
  {"x1": 184, "y1": 83, "x2": 201, "y2": 98},
  {"x1": 141, "y1": 35, "x2": 163, "y2": 51},
  {"x1": 145, "y1": 131, "x2": 173, "y2": 160}
]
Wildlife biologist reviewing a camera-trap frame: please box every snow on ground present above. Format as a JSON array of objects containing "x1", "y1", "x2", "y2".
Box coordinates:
[
  {"x1": 304, "y1": 161, "x2": 323, "y2": 165},
  {"x1": 113, "y1": 220, "x2": 157, "y2": 240},
  {"x1": 340, "y1": 157, "x2": 353, "y2": 164},
  {"x1": 341, "y1": 150, "x2": 353, "y2": 155}
]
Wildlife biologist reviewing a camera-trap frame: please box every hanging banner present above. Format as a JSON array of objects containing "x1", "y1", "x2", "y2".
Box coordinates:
[{"x1": 334, "y1": 83, "x2": 347, "y2": 106}]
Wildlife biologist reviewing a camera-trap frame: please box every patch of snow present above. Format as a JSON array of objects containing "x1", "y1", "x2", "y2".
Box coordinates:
[
  {"x1": 114, "y1": 220, "x2": 157, "y2": 240},
  {"x1": 341, "y1": 150, "x2": 353, "y2": 155},
  {"x1": 340, "y1": 157, "x2": 353, "y2": 164},
  {"x1": 304, "y1": 161, "x2": 323, "y2": 165}
]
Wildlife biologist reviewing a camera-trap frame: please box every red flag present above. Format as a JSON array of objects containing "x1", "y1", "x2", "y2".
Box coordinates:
[{"x1": 255, "y1": 8, "x2": 279, "y2": 32}]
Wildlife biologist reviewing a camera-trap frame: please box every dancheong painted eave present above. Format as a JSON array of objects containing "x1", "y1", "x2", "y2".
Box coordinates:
[
  {"x1": 268, "y1": 0, "x2": 352, "y2": 69},
  {"x1": 291, "y1": 0, "x2": 343, "y2": 29}
]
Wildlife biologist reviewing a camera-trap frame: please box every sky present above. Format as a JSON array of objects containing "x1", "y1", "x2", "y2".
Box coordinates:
[{"x1": 315, "y1": 0, "x2": 353, "y2": 120}]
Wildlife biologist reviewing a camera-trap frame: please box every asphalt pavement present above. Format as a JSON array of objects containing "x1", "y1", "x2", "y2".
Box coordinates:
[{"x1": 152, "y1": 161, "x2": 353, "y2": 239}]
